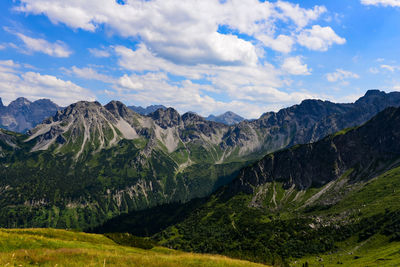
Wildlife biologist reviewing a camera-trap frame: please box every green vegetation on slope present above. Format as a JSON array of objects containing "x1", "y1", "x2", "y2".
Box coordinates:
[
  {"x1": 0, "y1": 130, "x2": 247, "y2": 229},
  {"x1": 150, "y1": 165, "x2": 400, "y2": 266},
  {"x1": 0, "y1": 228, "x2": 269, "y2": 267},
  {"x1": 294, "y1": 235, "x2": 400, "y2": 266}
]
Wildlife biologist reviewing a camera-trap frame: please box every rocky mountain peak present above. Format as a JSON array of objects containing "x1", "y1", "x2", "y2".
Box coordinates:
[
  {"x1": 27, "y1": 100, "x2": 140, "y2": 155},
  {"x1": 182, "y1": 112, "x2": 204, "y2": 123},
  {"x1": 49, "y1": 101, "x2": 115, "y2": 126},
  {"x1": 364, "y1": 89, "x2": 385, "y2": 97},
  {"x1": 206, "y1": 111, "x2": 245, "y2": 125},
  {"x1": 32, "y1": 99, "x2": 59, "y2": 109},
  {"x1": 149, "y1": 107, "x2": 182, "y2": 129},
  {"x1": 0, "y1": 97, "x2": 3, "y2": 108},
  {"x1": 0, "y1": 97, "x2": 61, "y2": 133},
  {"x1": 8, "y1": 97, "x2": 31, "y2": 109},
  {"x1": 105, "y1": 100, "x2": 134, "y2": 119},
  {"x1": 355, "y1": 89, "x2": 390, "y2": 105}
]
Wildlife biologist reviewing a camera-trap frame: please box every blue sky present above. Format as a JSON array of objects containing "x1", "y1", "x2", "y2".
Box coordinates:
[{"x1": 0, "y1": 0, "x2": 399, "y2": 118}]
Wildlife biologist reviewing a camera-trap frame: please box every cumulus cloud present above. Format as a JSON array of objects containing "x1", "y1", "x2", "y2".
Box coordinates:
[
  {"x1": 326, "y1": 69, "x2": 360, "y2": 82},
  {"x1": 0, "y1": 60, "x2": 94, "y2": 106},
  {"x1": 297, "y1": 25, "x2": 346, "y2": 51},
  {"x1": 281, "y1": 56, "x2": 311, "y2": 75},
  {"x1": 274, "y1": 1, "x2": 327, "y2": 29},
  {"x1": 114, "y1": 44, "x2": 282, "y2": 95},
  {"x1": 111, "y1": 70, "x2": 316, "y2": 118},
  {"x1": 15, "y1": 0, "x2": 340, "y2": 62},
  {"x1": 361, "y1": 0, "x2": 400, "y2": 7},
  {"x1": 13, "y1": 0, "x2": 347, "y2": 117},
  {"x1": 257, "y1": 34, "x2": 294, "y2": 54},
  {"x1": 109, "y1": 45, "x2": 318, "y2": 117}
]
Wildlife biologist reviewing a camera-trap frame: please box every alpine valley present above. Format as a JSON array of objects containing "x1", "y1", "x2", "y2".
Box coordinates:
[{"x1": 2, "y1": 90, "x2": 400, "y2": 266}]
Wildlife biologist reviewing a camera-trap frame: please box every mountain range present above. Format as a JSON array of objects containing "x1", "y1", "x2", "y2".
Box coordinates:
[
  {"x1": 0, "y1": 97, "x2": 61, "y2": 133},
  {"x1": 150, "y1": 106, "x2": 400, "y2": 264},
  {"x1": 95, "y1": 104, "x2": 400, "y2": 265},
  {"x1": 128, "y1": 104, "x2": 245, "y2": 125},
  {"x1": 1, "y1": 89, "x2": 400, "y2": 240}
]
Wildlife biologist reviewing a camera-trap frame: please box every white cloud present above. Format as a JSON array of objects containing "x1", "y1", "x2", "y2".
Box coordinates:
[
  {"x1": 257, "y1": 34, "x2": 294, "y2": 54},
  {"x1": 326, "y1": 69, "x2": 360, "y2": 82},
  {"x1": 0, "y1": 59, "x2": 21, "y2": 68},
  {"x1": 111, "y1": 70, "x2": 315, "y2": 118},
  {"x1": 361, "y1": 0, "x2": 400, "y2": 7},
  {"x1": 63, "y1": 66, "x2": 115, "y2": 83},
  {"x1": 274, "y1": 1, "x2": 327, "y2": 29},
  {"x1": 88, "y1": 47, "x2": 111, "y2": 58},
  {"x1": 297, "y1": 25, "x2": 346, "y2": 51},
  {"x1": 110, "y1": 45, "x2": 319, "y2": 118},
  {"x1": 381, "y1": 64, "x2": 400, "y2": 72},
  {"x1": 0, "y1": 61, "x2": 94, "y2": 106},
  {"x1": 13, "y1": 0, "x2": 346, "y2": 117},
  {"x1": 114, "y1": 44, "x2": 282, "y2": 95},
  {"x1": 15, "y1": 0, "x2": 338, "y2": 62},
  {"x1": 281, "y1": 56, "x2": 311, "y2": 75},
  {"x1": 6, "y1": 29, "x2": 72, "y2": 57}
]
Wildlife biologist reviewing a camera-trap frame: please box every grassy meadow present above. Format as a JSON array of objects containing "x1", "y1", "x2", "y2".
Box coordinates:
[
  {"x1": 0, "y1": 228, "x2": 269, "y2": 267},
  {"x1": 293, "y1": 234, "x2": 400, "y2": 267}
]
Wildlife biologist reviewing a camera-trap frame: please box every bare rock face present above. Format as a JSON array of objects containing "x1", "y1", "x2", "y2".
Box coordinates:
[
  {"x1": 27, "y1": 101, "x2": 143, "y2": 155},
  {"x1": 231, "y1": 107, "x2": 400, "y2": 195},
  {"x1": 149, "y1": 108, "x2": 183, "y2": 129},
  {"x1": 0, "y1": 97, "x2": 61, "y2": 133},
  {"x1": 18, "y1": 90, "x2": 400, "y2": 166}
]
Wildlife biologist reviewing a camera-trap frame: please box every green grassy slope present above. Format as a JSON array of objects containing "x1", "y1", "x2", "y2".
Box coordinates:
[
  {"x1": 152, "y1": 165, "x2": 400, "y2": 266},
  {"x1": 0, "y1": 228, "x2": 269, "y2": 267},
  {"x1": 294, "y1": 235, "x2": 400, "y2": 266}
]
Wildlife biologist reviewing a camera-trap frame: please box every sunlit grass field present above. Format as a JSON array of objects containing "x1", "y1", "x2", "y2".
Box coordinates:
[
  {"x1": 0, "y1": 228, "x2": 269, "y2": 267},
  {"x1": 293, "y1": 234, "x2": 400, "y2": 267}
]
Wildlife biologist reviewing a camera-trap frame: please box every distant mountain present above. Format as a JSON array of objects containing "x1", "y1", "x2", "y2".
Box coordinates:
[
  {"x1": 206, "y1": 111, "x2": 245, "y2": 125},
  {"x1": 128, "y1": 104, "x2": 167, "y2": 115},
  {"x1": 0, "y1": 97, "x2": 61, "y2": 133},
  {"x1": 1, "y1": 90, "x2": 400, "y2": 230}
]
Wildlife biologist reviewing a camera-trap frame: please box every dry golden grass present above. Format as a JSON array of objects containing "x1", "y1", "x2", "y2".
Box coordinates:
[{"x1": 0, "y1": 228, "x2": 269, "y2": 267}]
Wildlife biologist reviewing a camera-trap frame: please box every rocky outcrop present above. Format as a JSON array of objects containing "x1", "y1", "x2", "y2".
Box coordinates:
[{"x1": 149, "y1": 108, "x2": 183, "y2": 129}]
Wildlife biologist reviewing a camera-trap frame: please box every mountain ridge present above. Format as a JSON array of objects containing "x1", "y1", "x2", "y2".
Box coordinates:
[
  {"x1": 128, "y1": 104, "x2": 167, "y2": 115},
  {"x1": 142, "y1": 106, "x2": 400, "y2": 265},
  {"x1": 0, "y1": 97, "x2": 61, "y2": 133},
  {"x1": 1, "y1": 90, "x2": 400, "y2": 231}
]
